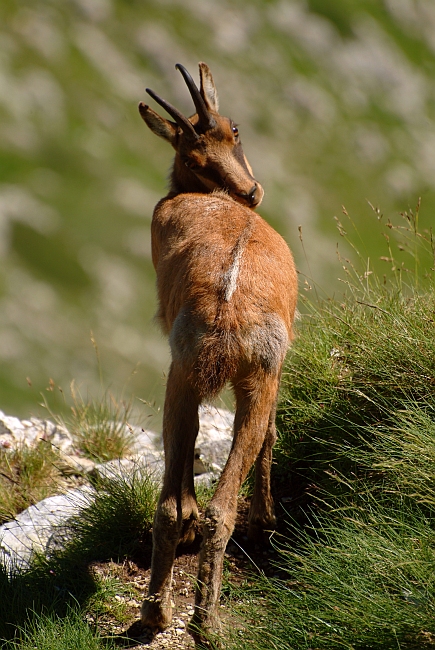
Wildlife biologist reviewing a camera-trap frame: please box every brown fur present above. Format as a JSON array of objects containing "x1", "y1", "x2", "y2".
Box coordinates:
[{"x1": 137, "y1": 63, "x2": 298, "y2": 646}]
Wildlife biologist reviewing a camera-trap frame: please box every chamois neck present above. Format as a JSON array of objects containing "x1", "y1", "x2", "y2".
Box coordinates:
[{"x1": 169, "y1": 154, "x2": 212, "y2": 196}]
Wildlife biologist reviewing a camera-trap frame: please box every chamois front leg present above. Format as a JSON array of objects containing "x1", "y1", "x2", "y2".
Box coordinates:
[
  {"x1": 141, "y1": 362, "x2": 200, "y2": 632},
  {"x1": 189, "y1": 371, "x2": 280, "y2": 646}
]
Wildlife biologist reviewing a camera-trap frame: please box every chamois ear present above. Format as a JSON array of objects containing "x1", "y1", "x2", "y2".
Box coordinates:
[
  {"x1": 199, "y1": 62, "x2": 219, "y2": 113},
  {"x1": 138, "y1": 103, "x2": 177, "y2": 146}
]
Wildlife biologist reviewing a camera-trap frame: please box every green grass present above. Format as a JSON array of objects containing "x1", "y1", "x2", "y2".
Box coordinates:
[
  {"x1": 0, "y1": 380, "x2": 144, "y2": 523},
  {"x1": 0, "y1": 376, "x2": 157, "y2": 647},
  {"x1": 41, "y1": 378, "x2": 139, "y2": 463},
  {"x1": 229, "y1": 505, "x2": 435, "y2": 649},
  {"x1": 3, "y1": 608, "x2": 117, "y2": 650}
]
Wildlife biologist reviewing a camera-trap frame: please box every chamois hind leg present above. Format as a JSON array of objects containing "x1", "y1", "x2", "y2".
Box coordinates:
[
  {"x1": 189, "y1": 370, "x2": 280, "y2": 645},
  {"x1": 141, "y1": 361, "x2": 200, "y2": 632},
  {"x1": 247, "y1": 391, "x2": 279, "y2": 542},
  {"x1": 178, "y1": 422, "x2": 200, "y2": 547}
]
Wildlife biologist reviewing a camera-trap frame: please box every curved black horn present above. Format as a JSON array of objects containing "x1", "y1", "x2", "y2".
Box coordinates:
[
  {"x1": 175, "y1": 63, "x2": 215, "y2": 129},
  {"x1": 146, "y1": 87, "x2": 198, "y2": 139}
]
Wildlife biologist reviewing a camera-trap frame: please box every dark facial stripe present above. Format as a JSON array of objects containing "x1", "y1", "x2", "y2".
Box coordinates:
[{"x1": 232, "y1": 142, "x2": 254, "y2": 178}]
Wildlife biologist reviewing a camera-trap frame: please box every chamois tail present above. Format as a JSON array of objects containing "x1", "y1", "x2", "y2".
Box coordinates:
[{"x1": 193, "y1": 326, "x2": 241, "y2": 398}]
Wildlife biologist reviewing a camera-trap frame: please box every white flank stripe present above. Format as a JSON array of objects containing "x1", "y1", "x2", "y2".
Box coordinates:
[{"x1": 222, "y1": 217, "x2": 255, "y2": 302}]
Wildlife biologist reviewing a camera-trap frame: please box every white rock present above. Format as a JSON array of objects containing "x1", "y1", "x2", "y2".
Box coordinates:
[
  {"x1": 0, "y1": 410, "x2": 74, "y2": 454},
  {"x1": 0, "y1": 487, "x2": 95, "y2": 571},
  {"x1": 196, "y1": 405, "x2": 233, "y2": 471},
  {"x1": 93, "y1": 452, "x2": 164, "y2": 482},
  {"x1": 0, "y1": 405, "x2": 234, "y2": 572}
]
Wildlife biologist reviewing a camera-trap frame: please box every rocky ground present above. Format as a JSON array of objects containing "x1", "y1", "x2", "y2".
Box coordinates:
[
  {"x1": 86, "y1": 499, "x2": 278, "y2": 649},
  {"x1": 0, "y1": 405, "x2": 276, "y2": 648}
]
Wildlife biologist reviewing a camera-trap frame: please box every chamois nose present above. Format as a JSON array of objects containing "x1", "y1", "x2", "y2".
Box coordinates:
[
  {"x1": 238, "y1": 184, "x2": 260, "y2": 207},
  {"x1": 248, "y1": 184, "x2": 258, "y2": 205}
]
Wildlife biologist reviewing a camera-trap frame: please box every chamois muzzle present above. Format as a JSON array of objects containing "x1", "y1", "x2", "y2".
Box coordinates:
[{"x1": 236, "y1": 183, "x2": 263, "y2": 208}]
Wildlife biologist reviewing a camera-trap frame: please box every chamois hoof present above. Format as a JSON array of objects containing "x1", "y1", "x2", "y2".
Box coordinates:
[
  {"x1": 140, "y1": 596, "x2": 173, "y2": 632},
  {"x1": 126, "y1": 619, "x2": 157, "y2": 642},
  {"x1": 247, "y1": 516, "x2": 276, "y2": 544},
  {"x1": 188, "y1": 612, "x2": 223, "y2": 649}
]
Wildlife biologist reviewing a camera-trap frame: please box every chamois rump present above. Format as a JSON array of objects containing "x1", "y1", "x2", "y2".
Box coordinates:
[{"x1": 136, "y1": 62, "x2": 298, "y2": 645}]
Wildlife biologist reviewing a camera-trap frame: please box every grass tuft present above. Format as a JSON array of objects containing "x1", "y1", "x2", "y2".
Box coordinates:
[
  {"x1": 62, "y1": 382, "x2": 137, "y2": 463},
  {"x1": 0, "y1": 441, "x2": 64, "y2": 523},
  {"x1": 67, "y1": 463, "x2": 158, "y2": 562}
]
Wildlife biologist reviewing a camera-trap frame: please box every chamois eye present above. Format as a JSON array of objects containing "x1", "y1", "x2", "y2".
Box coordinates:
[
  {"x1": 185, "y1": 160, "x2": 200, "y2": 172},
  {"x1": 232, "y1": 125, "x2": 239, "y2": 138}
]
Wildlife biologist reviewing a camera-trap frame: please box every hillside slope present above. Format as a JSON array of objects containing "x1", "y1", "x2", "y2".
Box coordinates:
[{"x1": 1, "y1": 0, "x2": 434, "y2": 415}]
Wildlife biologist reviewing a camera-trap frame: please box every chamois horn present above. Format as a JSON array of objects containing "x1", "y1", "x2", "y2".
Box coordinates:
[
  {"x1": 175, "y1": 63, "x2": 215, "y2": 129},
  {"x1": 145, "y1": 87, "x2": 198, "y2": 139}
]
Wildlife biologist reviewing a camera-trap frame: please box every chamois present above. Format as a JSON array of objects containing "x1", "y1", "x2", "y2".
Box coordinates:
[{"x1": 137, "y1": 62, "x2": 298, "y2": 645}]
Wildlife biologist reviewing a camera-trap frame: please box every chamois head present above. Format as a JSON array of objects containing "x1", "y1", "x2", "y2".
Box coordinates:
[{"x1": 139, "y1": 62, "x2": 264, "y2": 209}]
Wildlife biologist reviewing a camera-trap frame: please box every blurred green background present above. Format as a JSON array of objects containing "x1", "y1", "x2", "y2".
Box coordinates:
[{"x1": 1, "y1": 0, "x2": 434, "y2": 420}]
